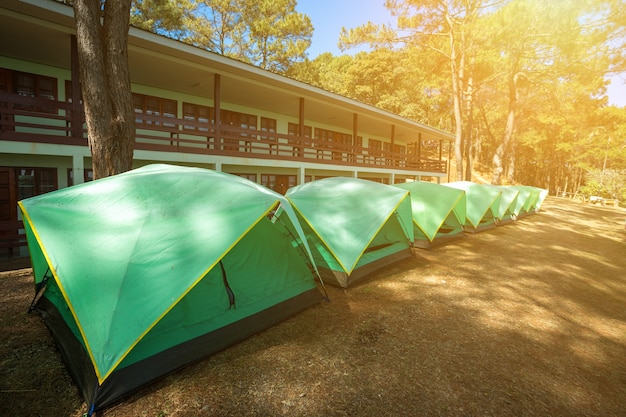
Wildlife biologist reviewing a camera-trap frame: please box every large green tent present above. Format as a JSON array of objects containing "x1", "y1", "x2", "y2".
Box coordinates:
[
  {"x1": 19, "y1": 164, "x2": 324, "y2": 414},
  {"x1": 286, "y1": 177, "x2": 413, "y2": 288},
  {"x1": 444, "y1": 181, "x2": 502, "y2": 232},
  {"x1": 394, "y1": 181, "x2": 467, "y2": 248}
]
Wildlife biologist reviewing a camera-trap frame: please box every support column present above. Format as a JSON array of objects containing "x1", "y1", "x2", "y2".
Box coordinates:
[
  {"x1": 214, "y1": 74, "x2": 221, "y2": 148},
  {"x1": 70, "y1": 36, "x2": 83, "y2": 140},
  {"x1": 390, "y1": 173, "x2": 395, "y2": 184},
  {"x1": 298, "y1": 166, "x2": 306, "y2": 185},
  {"x1": 298, "y1": 98, "x2": 305, "y2": 157},
  {"x1": 72, "y1": 154, "x2": 84, "y2": 185},
  {"x1": 215, "y1": 161, "x2": 222, "y2": 172},
  {"x1": 390, "y1": 124, "x2": 395, "y2": 167},
  {"x1": 418, "y1": 133, "x2": 422, "y2": 161},
  {"x1": 352, "y1": 113, "x2": 358, "y2": 161}
]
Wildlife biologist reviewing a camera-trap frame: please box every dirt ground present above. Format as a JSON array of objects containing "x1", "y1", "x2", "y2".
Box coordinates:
[{"x1": 1, "y1": 196, "x2": 625, "y2": 417}]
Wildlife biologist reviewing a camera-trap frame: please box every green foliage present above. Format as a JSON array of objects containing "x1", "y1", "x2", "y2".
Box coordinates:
[
  {"x1": 131, "y1": 0, "x2": 312, "y2": 73},
  {"x1": 579, "y1": 169, "x2": 626, "y2": 202},
  {"x1": 332, "y1": 0, "x2": 626, "y2": 189},
  {"x1": 131, "y1": 0, "x2": 194, "y2": 36},
  {"x1": 242, "y1": 0, "x2": 313, "y2": 72},
  {"x1": 128, "y1": 0, "x2": 625, "y2": 195}
]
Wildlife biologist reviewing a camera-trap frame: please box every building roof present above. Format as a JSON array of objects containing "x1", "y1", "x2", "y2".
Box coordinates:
[{"x1": 1, "y1": 0, "x2": 454, "y2": 143}]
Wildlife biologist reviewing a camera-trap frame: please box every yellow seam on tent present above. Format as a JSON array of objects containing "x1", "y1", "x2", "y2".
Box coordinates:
[
  {"x1": 99, "y1": 200, "x2": 281, "y2": 383},
  {"x1": 413, "y1": 219, "x2": 433, "y2": 243},
  {"x1": 429, "y1": 192, "x2": 464, "y2": 242},
  {"x1": 451, "y1": 193, "x2": 465, "y2": 222},
  {"x1": 346, "y1": 193, "x2": 409, "y2": 274},
  {"x1": 287, "y1": 200, "x2": 350, "y2": 274},
  {"x1": 17, "y1": 201, "x2": 103, "y2": 382},
  {"x1": 418, "y1": 191, "x2": 463, "y2": 242},
  {"x1": 430, "y1": 211, "x2": 450, "y2": 242},
  {"x1": 277, "y1": 197, "x2": 323, "y2": 282},
  {"x1": 478, "y1": 194, "x2": 500, "y2": 224},
  {"x1": 397, "y1": 192, "x2": 414, "y2": 243},
  {"x1": 443, "y1": 193, "x2": 465, "y2": 234},
  {"x1": 502, "y1": 190, "x2": 519, "y2": 217}
]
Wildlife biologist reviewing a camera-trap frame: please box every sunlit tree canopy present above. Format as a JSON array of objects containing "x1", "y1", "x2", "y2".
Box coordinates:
[{"x1": 83, "y1": 0, "x2": 626, "y2": 200}]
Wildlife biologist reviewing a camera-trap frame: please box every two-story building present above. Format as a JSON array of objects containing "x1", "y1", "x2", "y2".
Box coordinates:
[{"x1": 0, "y1": 0, "x2": 454, "y2": 257}]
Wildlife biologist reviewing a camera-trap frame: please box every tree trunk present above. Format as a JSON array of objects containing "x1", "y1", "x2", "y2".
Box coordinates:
[
  {"x1": 506, "y1": 145, "x2": 515, "y2": 183},
  {"x1": 464, "y1": 74, "x2": 474, "y2": 182},
  {"x1": 492, "y1": 71, "x2": 521, "y2": 185},
  {"x1": 74, "y1": 0, "x2": 135, "y2": 180},
  {"x1": 447, "y1": 15, "x2": 464, "y2": 182}
]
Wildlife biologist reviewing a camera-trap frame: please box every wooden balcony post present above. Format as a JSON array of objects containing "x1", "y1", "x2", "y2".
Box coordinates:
[
  {"x1": 70, "y1": 35, "x2": 83, "y2": 139},
  {"x1": 352, "y1": 113, "x2": 358, "y2": 162},
  {"x1": 390, "y1": 124, "x2": 395, "y2": 166},
  {"x1": 214, "y1": 73, "x2": 221, "y2": 149},
  {"x1": 417, "y1": 132, "x2": 422, "y2": 162},
  {"x1": 297, "y1": 97, "x2": 304, "y2": 157}
]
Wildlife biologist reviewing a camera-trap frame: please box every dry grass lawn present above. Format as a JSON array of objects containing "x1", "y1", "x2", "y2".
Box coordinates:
[{"x1": 1, "y1": 196, "x2": 625, "y2": 417}]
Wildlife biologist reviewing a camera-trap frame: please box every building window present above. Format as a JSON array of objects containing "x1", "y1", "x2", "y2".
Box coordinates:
[
  {"x1": 369, "y1": 139, "x2": 382, "y2": 152},
  {"x1": 64, "y1": 80, "x2": 83, "y2": 105},
  {"x1": 260, "y1": 117, "x2": 276, "y2": 140},
  {"x1": 288, "y1": 123, "x2": 312, "y2": 155},
  {"x1": 221, "y1": 109, "x2": 257, "y2": 136},
  {"x1": 0, "y1": 68, "x2": 11, "y2": 93},
  {"x1": 261, "y1": 174, "x2": 276, "y2": 191},
  {"x1": 16, "y1": 168, "x2": 57, "y2": 200},
  {"x1": 393, "y1": 144, "x2": 406, "y2": 155},
  {"x1": 182, "y1": 102, "x2": 213, "y2": 132},
  {"x1": 314, "y1": 128, "x2": 351, "y2": 146},
  {"x1": 287, "y1": 122, "x2": 312, "y2": 138},
  {"x1": 67, "y1": 168, "x2": 94, "y2": 186},
  {"x1": 233, "y1": 173, "x2": 257, "y2": 182},
  {"x1": 260, "y1": 174, "x2": 296, "y2": 194},
  {"x1": 133, "y1": 93, "x2": 177, "y2": 127},
  {"x1": 11, "y1": 70, "x2": 58, "y2": 113}
]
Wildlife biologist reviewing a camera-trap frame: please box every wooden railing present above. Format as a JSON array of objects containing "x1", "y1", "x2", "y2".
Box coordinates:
[
  {"x1": 0, "y1": 220, "x2": 27, "y2": 258},
  {"x1": 0, "y1": 93, "x2": 447, "y2": 173}
]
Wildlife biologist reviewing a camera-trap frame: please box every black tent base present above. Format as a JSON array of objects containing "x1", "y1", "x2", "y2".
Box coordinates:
[
  {"x1": 515, "y1": 211, "x2": 537, "y2": 220},
  {"x1": 412, "y1": 232, "x2": 467, "y2": 250},
  {"x1": 463, "y1": 221, "x2": 497, "y2": 233},
  {"x1": 318, "y1": 248, "x2": 413, "y2": 288},
  {"x1": 36, "y1": 288, "x2": 323, "y2": 414}
]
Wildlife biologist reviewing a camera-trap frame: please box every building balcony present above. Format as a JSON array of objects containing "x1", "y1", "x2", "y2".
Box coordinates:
[{"x1": 0, "y1": 93, "x2": 448, "y2": 175}]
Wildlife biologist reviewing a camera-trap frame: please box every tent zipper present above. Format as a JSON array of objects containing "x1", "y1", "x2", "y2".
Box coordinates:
[{"x1": 219, "y1": 261, "x2": 236, "y2": 309}]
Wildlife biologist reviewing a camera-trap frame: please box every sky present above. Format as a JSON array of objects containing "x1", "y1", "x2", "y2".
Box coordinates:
[{"x1": 296, "y1": 0, "x2": 626, "y2": 107}]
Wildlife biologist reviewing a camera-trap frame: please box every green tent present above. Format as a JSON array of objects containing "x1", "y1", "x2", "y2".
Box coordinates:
[
  {"x1": 510, "y1": 185, "x2": 534, "y2": 217},
  {"x1": 511, "y1": 185, "x2": 547, "y2": 217},
  {"x1": 19, "y1": 164, "x2": 324, "y2": 414},
  {"x1": 535, "y1": 187, "x2": 549, "y2": 211},
  {"x1": 394, "y1": 181, "x2": 467, "y2": 248},
  {"x1": 286, "y1": 177, "x2": 413, "y2": 288},
  {"x1": 489, "y1": 185, "x2": 520, "y2": 224},
  {"x1": 444, "y1": 181, "x2": 502, "y2": 232}
]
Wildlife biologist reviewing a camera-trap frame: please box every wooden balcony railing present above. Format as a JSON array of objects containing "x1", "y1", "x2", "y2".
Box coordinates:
[
  {"x1": 0, "y1": 93, "x2": 447, "y2": 173},
  {"x1": 0, "y1": 220, "x2": 27, "y2": 258}
]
